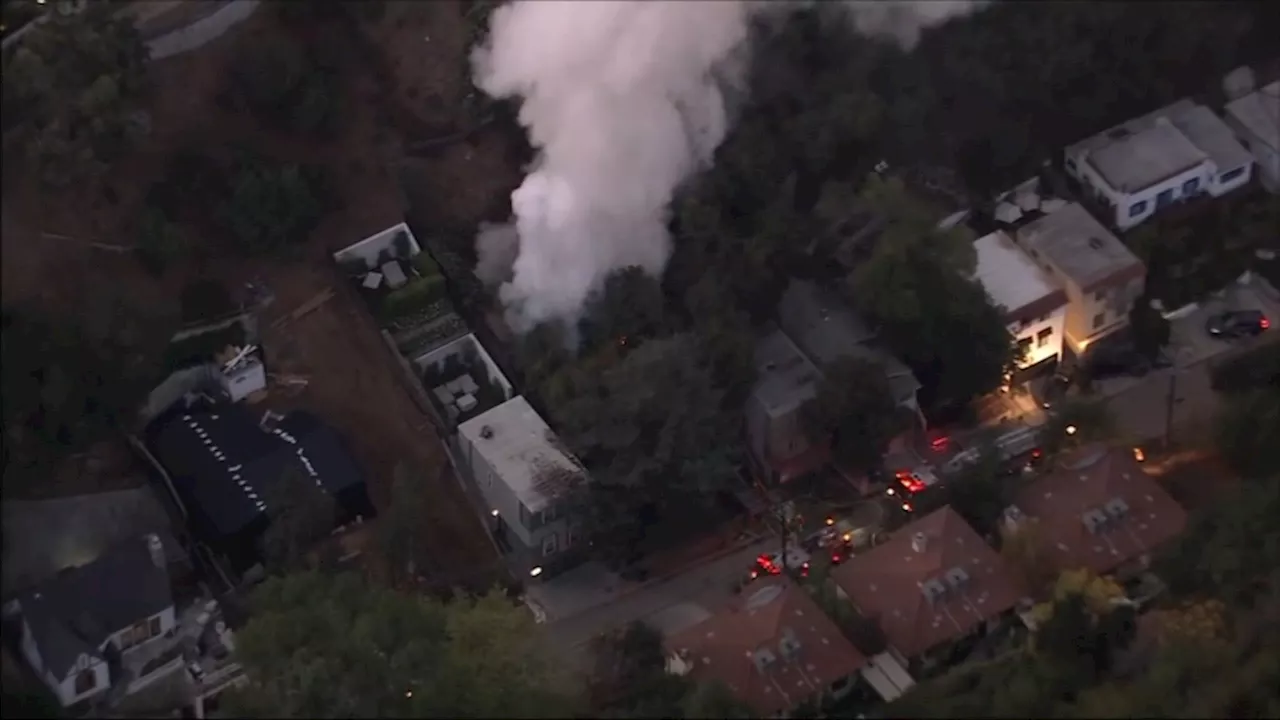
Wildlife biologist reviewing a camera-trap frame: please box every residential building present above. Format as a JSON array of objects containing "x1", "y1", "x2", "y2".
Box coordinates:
[
  {"x1": 145, "y1": 401, "x2": 373, "y2": 574},
  {"x1": 745, "y1": 329, "x2": 826, "y2": 485},
  {"x1": 1224, "y1": 81, "x2": 1280, "y2": 193},
  {"x1": 2, "y1": 535, "x2": 176, "y2": 709},
  {"x1": 1005, "y1": 445, "x2": 1187, "y2": 578},
  {"x1": 456, "y1": 396, "x2": 586, "y2": 580},
  {"x1": 1014, "y1": 203, "x2": 1146, "y2": 355},
  {"x1": 830, "y1": 507, "x2": 1023, "y2": 664},
  {"x1": 972, "y1": 231, "x2": 1070, "y2": 378},
  {"x1": 664, "y1": 577, "x2": 866, "y2": 717},
  {"x1": 777, "y1": 280, "x2": 923, "y2": 423},
  {"x1": 1064, "y1": 99, "x2": 1254, "y2": 230}
]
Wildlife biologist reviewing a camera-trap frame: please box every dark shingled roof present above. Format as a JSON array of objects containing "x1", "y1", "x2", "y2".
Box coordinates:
[
  {"x1": 148, "y1": 405, "x2": 365, "y2": 538},
  {"x1": 11, "y1": 535, "x2": 172, "y2": 679}
]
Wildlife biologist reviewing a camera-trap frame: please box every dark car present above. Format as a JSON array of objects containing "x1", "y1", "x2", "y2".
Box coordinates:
[
  {"x1": 1084, "y1": 343, "x2": 1172, "y2": 380},
  {"x1": 1205, "y1": 309, "x2": 1270, "y2": 340}
]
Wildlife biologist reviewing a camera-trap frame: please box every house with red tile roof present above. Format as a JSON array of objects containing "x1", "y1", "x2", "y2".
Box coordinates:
[
  {"x1": 1005, "y1": 444, "x2": 1187, "y2": 577},
  {"x1": 664, "y1": 577, "x2": 867, "y2": 717},
  {"x1": 830, "y1": 506, "x2": 1024, "y2": 662}
]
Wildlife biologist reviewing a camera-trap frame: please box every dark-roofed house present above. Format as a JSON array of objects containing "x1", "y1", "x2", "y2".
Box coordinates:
[
  {"x1": 2, "y1": 535, "x2": 175, "y2": 709},
  {"x1": 745, "y1": 328, "x2": 828, "y2": 485},
  {"x1": 831, "y1": 507, "x2": 1023, "y2": 665},
  {"x1": 1005, "y1": 444, "x2": 1187, "y2": 578},
  {"x1": 1064, "y1": 99, "x2": 1254, "y2": 230},
  {"x1": 145, "y1": 402, "x2": 373, "y2": 573},
  {"x1": 664, "y1": 577, "x2": 867, "y2": 717}
]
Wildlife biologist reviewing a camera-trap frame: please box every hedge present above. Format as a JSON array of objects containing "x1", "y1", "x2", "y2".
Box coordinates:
[
  {"x1": 1210, "y1": 341, "x2": 1280, "y2": 394},
  {"x1": 381, "y1": 275, "x2": 448, "y2": 321}
]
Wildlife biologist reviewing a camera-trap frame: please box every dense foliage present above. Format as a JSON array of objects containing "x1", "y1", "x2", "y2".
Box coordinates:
[
  {"x1": 800, "y1": 356, "x2": 906, "y2": 475},
  {"x1": 0, "y1": 310, "x2": 157, "y2": 499},
  {"x1": 227, "y1": 571, "x2": 578, "y2": 718},
  {"x1": 2, "y1": 5, "x2": 150, "y2": 186}
]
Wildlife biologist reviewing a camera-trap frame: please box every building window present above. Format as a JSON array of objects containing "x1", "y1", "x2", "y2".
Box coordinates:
[
  {"x1": 149, "y1": 616, "x2": 162, "y2": 637},
  {"x1": 1017, "y1": 337, "x2": 1033, "y2": 355},
  {"x1": 1093, "y1": 312, "x2": 1106, "y2": 329},
  {"x1": 1220, "y1": 167, "x2": 1246, "y2": 183},
  {"x1": 1037, "y1": 328, "x2": 1053, "y2": 347},
  {"x1": 1182, "y1": 177, "x2": 1200, "y2": 195},
  {"x1": 519, "y1": 503, "x2": 532, "y2": 530},
  {"x1": 75, "y1": 668, "x2": 97, "y2": 695},
  {"x1": 1065, "y1": 158, "x2": 1077, "y2": 173},
  {"x1": 1128, "y1": 201, "x2": 1147, "y2": 217},
  {"x1": 542, "y1": 532, "x2": 559, "y2": 557},
  {"x1": 1156, "y1": 188, "x2": 1174, "y2": 209}
]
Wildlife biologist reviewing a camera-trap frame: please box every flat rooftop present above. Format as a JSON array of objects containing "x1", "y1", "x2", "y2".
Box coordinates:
[
  {"x1": 1016, "y1": 203, "x2": 1142, "y2": 290},
  {"x1": 751, "y1": 329, "x2": 821, "y2": 419},
  {"x1": 457, "y1": 396, "x2": 582, "y2": 513},
  {"x1": 1068, "y1": 99, "x2": 1214, "y2": 193},
  {"x1": 1168, "y1": 104, "x2": 1253, "y2": 175},
  {"x1": 1225, "y1": 81, "x2": 1280, "y2": 151},
  {"x1": 973, "y1": 231, "x2": 1065, "y2": 318}
]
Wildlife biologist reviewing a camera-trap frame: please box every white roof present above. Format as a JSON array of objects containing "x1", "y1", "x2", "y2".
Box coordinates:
[
  {"x1": 973, "y1": 231, "x2": 1063, "y2": 317},
  {"x1": 1225, "y1": 81, "x2": 1280, "y2": 152},
  {"x1": 457, "y1": 397, "x2": 582, "y2": 512},
  {"x1": 1168, "y1": 104, "x2": 1253, "y2": 175}
]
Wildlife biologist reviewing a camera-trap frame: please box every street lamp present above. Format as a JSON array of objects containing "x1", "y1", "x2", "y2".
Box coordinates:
[{"x1": 1065, "y1": 424, "x2": 1078, "y2": 436}]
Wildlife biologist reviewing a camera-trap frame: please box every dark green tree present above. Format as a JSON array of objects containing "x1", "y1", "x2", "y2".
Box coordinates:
[
  {"x1": 227, "y1": 571, "x2": 578, "y2": 718},
  {"x1": 800, "y1": 356, "x2": 906, "y2": 475},
  {"x1": 218, "y1": 154, "x2": 325, "y2": 255}
]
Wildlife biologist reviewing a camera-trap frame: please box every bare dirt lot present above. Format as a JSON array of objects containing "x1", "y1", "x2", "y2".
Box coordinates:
[{"x1": 2, "y1": 2, "x2": 518, "y2": 583}]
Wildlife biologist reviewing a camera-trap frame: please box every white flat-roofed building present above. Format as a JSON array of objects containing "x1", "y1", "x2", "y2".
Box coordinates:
[
  {"x1": 1224, "y1": 81, "x2": 1280, "y2": 193},
  {"x1": 1065, "y1": 99, "x2": 1254, "y2": 230},
  {"x1": 973, "y1": 231, "x2": 1069, "y2": 373},
  {"x1": 457, "y1": 396, "x2": 586, "y2": 579}
]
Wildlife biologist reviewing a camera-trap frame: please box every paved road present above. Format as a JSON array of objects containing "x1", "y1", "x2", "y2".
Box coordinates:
[{"x1": 543, "y1": 536, "x2": 781, "y2": 668}]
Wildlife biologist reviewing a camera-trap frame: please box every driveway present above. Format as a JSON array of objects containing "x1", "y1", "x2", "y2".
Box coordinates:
[{"x1": 1089, "y1": 278, "x2": 1279, "y2": 406}]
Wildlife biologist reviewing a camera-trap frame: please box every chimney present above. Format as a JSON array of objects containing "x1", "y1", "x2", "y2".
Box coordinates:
[
  {"x1": 146, "y1": 533, "x2": 165, "y2": 569},
  {"x1": 911, "y1": 532, "x2": 927, "y2": 554}
]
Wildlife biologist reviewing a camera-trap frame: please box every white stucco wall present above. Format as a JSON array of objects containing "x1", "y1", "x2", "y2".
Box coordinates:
[
  {"x1": 1010, "y1": 303, "x2": 1068, "y2": 368},
  {"x1": 332, "y1": 222, "x2": 423, "y2": 269},
  {"x1": 412, "y1": 334, "x2": 514, "y2": 400}
]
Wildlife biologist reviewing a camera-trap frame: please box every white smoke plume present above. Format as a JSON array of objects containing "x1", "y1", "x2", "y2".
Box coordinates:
[
  {"x1": 473, "y1": 0, "x2": 985, "y2": 332},
  {"x1": 838, "y1": 0, "x2": 988, "y2": 49}
]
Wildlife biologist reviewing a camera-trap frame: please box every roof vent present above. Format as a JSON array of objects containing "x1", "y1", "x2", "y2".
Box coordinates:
[
  {"x1": 751, "y1": 648, "x2": 778, "y2": 674},
  {"x1": 1104, "y1": 497, "x2": 1131, "y2": 520},
  {"x1": 480, "y1": 425, "x2": 495, "y2": 439},
  {"x1": 1082, "y1": 508, "x2": 1111, "y2": 535},
  {"x1": 146, "y1": 534, "x2": 165, "y2": 569},
  {"x1": 944, "y1": 566, "x2": 971, "y2": 592},
  {"x1": 911, "y1": 532, "x2": 928, "y2": 554},
  {"x1": 920, "y1": 578, "x2": 948, "y2": 606},
  {"x1": 1088, "y1": 237, "x2": 1105, "y2": 250},
  {"x1": 1002, "y1": 504, "x2": 1025, "y2": 530},
  {"x1": 778, "y1": 628, "x2": 802, "y2": 660}
]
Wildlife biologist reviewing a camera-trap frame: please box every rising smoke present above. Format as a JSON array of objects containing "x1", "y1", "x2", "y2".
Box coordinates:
[{"x1": 472, "y1": 0, "x2": 985, "y2": 333}]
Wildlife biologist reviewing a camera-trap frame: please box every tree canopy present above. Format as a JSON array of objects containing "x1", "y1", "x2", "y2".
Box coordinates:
[
  {"x1": 217, "y1": 153, "x2": 326, "y2": 255},
  {"x1": 227, "y1": 571, "x2": 578, "y2": 718},
  {"x1": 259, "y1": 468, "x2": 338, "y2": 574},
  {"x1": 2, "y1": 6, "x2": 150, "y2": 186},
  {"x1": 800, "y1": 355, "x2": 906, "y2": 475}
]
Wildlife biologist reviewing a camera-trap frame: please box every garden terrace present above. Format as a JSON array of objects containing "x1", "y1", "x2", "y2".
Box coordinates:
[
  {"x1": 413, "y1": 333, "x2": 514, "y2": 426},
  {"x1": 334, "y1": 222, "x2": 468, "y2": 356}
]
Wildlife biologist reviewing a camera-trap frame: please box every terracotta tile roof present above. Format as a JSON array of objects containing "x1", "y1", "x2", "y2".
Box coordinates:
[
  {"x1": 1011, "y1": 445, "x2": 1187, "y2": 576},
  {"x1": 830, "y1": 506, "x2": 1023, "y2": 659},
  {"x1": 664, "y1": 577, "x2": 866, "y2": 716}
]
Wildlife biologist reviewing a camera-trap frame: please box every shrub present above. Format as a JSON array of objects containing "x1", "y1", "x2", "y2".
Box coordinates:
[
  {"x1": 411, "y1": 252, "x2": 441, "y2": 278},
  {"x1": 381, "y1": 275, "x2": 448, "y2": 320},
  {"x1": 218, "y1": 155, "x2": 324, "y2": 255}
]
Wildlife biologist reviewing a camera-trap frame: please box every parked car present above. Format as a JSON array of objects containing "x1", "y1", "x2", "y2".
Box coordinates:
[
  {"x1": 1083, "y1": 343, "x2": 1172, "y2": 380},
  {"x1": 1205, "y1": 309, "x2": 1270, "y2": 340},
  {"x1": 1039, "y1": 372, "x2": 1072, "y2": 409}
]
